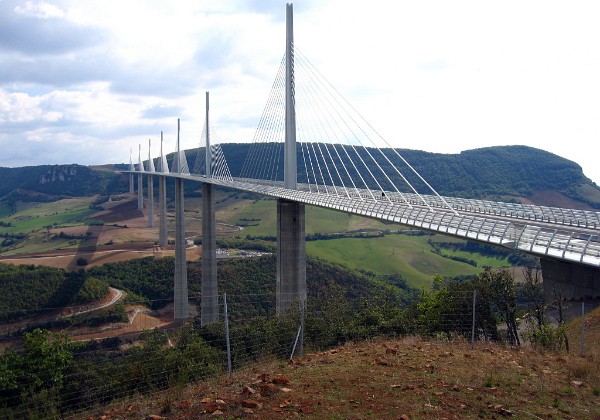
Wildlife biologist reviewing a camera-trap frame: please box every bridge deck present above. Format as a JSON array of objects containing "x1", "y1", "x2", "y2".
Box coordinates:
[{"x1": 129, "y1": 171, "x2": 600, "y2": 268}]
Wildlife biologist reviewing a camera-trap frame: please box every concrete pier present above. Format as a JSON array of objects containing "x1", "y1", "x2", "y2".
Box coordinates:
[
  {"x1": 129, "y1": 174, "x2": 134, "y2": 194},
  {"x1": 201, "y1": 183, "x2": 218, "y2": 325},
  {"x1": 541, "y1": 258, "x2": 600, "y2": 300},
  {"x1": 276, "y1": 199, "x2": 306, "y2": 315},
  {"x1": 137, "y1": 173, "x2": 143, "y2": 210},
  {"x1": 147, "y1": 175, "x2": 154, "y2": 227},
  {"x1": 158, "y1": 176, "x2": 168, "y2": 247},
  {"x1": 173, "y1": 177, "x2": 189, "y2": 321}
]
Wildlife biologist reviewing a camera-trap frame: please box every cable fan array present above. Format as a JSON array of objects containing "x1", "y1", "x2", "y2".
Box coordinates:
[
  {"x1": 192, "y1": 118, "x2": 233, "y2": 181},
  {"x1": 239, "y1": 47, "x2": 455, "y2": 213},
  {"x1": 140, "y1": 118, "x2": 233, "y2": 180}
]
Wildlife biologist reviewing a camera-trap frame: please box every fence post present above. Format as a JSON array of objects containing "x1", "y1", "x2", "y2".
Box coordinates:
[
  {"x1": 290, "y1": 325, "x2": 302, "y2": 360},
  {"x1": 580, "y1": 301, "x2": 585, "y2": 356},
  {"x1": 471, "y1": 289, "x2": 477, "y2": 348},
  {"x1": 224, "y1": 293, "x2": 232, "y2": 377},
  {"x1": 299, "y1": 299, "x2": 305, "y2": 357},
  {"x1": 290, "y1": 300, "x2": 305, "y2": 360}
]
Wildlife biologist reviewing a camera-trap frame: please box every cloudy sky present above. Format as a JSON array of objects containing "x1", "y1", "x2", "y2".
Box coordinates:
[{"x1": 1, "y1": 0, "x2": 599, "y2": 185}]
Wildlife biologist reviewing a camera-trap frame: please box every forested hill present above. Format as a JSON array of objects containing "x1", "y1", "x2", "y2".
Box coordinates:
[
  {"x1": 0, "y1": 165, "x2": 125, "y2": 207},
  {"x1": 212, "y1": 144, "x2": 600, "y2": 208},
  {"x1": 397, "y1": 146, "x2": 598, "y2": 202},
  {"x1": 1, "y1": 145, "x2": 599, "y2": 209}
]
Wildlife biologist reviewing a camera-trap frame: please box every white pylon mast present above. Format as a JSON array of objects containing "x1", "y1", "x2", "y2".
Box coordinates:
[
  {"x1": 176, "y1": 118, "x2": 181, "y2": 174},
  {"x1": 148, "y1": 138, "x2": 155, "y2": 172},
  {"x1": 160, "y1": 131, "x2": 169, "y2": 173},
  {"x1": 205, "y1": 91, "x2": 211, "y2": 177},
  {"x1": 284, "y1": 3, "x2": 297, "y2": 190}
]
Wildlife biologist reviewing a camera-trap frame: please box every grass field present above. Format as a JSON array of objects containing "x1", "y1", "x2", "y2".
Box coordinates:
[
  {"x1": 218, "y1": 196, "x2": 513, "y2": 289},
  {"x1": 307, "y1": 234, "x2": 510, "y2": 289},
  {"x1": 223, "y1": 197, "x2": 398, "y2": 237},
  {"x1": 0, "y1": 233, "x2": 90, "y2": 256},
  {"x1": 0, "y1": 197, "x2": 97, "y2": 235}
]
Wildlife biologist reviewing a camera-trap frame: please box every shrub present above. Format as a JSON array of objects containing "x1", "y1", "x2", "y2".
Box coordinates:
[{"x1": 524, "y1": 323, "x2": 568, "y2": 351}]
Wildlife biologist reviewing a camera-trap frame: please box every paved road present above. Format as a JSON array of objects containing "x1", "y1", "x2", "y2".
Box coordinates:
[{"x1": 65, "y1": 287, "x2": 124, "y2": 317}]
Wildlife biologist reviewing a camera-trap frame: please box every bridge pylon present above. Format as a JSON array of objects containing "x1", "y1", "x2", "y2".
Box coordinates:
[
  {"x1": 129, "y1": 148, "x2": 134, "y2": 194},
  {"x1": 277, "y1": 3, "x2": 307, "y2": 315},
  {"x1": 201, "y1": 91, "x2": 219, "y2": 325},
  {"x1": 137, "y1": 144, "x2": 144, "y2": 210},
  {"x1": 158, "y1": 131, "x2": 169, "y2": 248},
  {"x1": 173, "y1": 119, "x2": 189, "y2": 321},
  {"x1": 147, "y1": 139, "x2": 155, "y2": 228}
]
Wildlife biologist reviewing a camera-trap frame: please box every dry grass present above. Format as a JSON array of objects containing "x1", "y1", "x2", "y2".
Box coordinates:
[
  {"x1": 565, "y1": 302, "x2": 600, "y2": 396},
  {"x1": 82, "y1": 335, "x2": 600, "y2": 419}
]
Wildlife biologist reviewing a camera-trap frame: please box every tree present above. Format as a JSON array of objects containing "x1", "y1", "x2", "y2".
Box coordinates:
[
  {"x1": 522, "y1": 266, "x2": 545, "y2": 329},
  {"x1": 0, "y1": 329, "x2": 76, "y2": 417},
  {"x1": 21, "y1": 328, "x2": 75, "y2": 389},
  {"x1": 475, "y1": 267, "x2": 520, "y2": 346}
]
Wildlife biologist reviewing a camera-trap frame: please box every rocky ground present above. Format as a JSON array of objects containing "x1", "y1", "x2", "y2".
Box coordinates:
[{"x1": 82, "y1": 336, "x2": 600, "y2": 419}]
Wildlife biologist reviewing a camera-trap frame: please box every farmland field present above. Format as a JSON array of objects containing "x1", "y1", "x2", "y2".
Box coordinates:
[{"x1": 0, "y1": 197, "x2": 97, "y2": 235}]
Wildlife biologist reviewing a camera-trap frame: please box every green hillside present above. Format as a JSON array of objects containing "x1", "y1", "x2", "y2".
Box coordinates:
[
  {"x1": 1, "y1": 145, "x2": 598, "y2": 210},
  {"x1": 216, "y1": 192, "x2": 536, "y2": 289},
  {"x1": 0, "y1": 164, "x2": 125, "y2": 212},
  {"x1": 180, "y1": 144, "x2": 600, "y2": 208}
]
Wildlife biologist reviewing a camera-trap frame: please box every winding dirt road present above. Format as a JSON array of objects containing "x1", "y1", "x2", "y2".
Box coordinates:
[{"x1": 65, "y1": 287, "x2": 124, "y2": 317}]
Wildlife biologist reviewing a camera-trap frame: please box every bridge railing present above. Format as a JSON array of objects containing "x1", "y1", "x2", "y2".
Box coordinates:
[
  {"x1": 517, "y1": 227, "x2": 600, "y2": 265},
  {"x1": 230, "y1": 175, "x2": 600, "y2": 229}
]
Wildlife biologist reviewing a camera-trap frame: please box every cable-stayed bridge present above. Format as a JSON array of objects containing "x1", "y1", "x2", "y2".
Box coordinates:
[
  {"x1": 125, "y1": 4, "x2": 600, "y2": 324},
  {"x1": 158, "y1": 173, "x2": 600, "y2": 267}
]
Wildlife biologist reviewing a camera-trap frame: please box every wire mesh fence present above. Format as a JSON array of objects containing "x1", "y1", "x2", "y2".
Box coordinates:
[{"x1": 0, "y1": 289, "x2": 596, "y2": 418}]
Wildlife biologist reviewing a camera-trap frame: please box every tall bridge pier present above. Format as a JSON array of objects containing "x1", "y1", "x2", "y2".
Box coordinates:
[
  {"x1": 276, "y1": 3, "x2": 306, "y2": 315},
  {"x1": 202, "y1": 183, "x2": 217, "y2": 324},
  {"x1": 277, "y1": 200, "x2": 306, "y2": 314},
  {"x1": 173, "y1": 177, "x2": 189, "y2": 321}
]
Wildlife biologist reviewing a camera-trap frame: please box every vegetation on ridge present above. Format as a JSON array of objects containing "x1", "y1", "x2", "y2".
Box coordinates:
[{"x1": 1, "y1": 145, "x2": 599, "y2": 211}]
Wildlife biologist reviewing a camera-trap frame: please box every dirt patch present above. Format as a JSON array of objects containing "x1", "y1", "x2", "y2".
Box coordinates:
[
  {"x1": 0, "y1": 196, "x2": 204, "y2": 270},
  {"x1": 0, "y1": 244, "x2": 200, "y2": 270},
  {"x1": 87, "y1": 336, "x2": 600, "y2": 419},
  {"x1": 89, "y1": 198, "x2": 145, "y2": 224},
  {"x1": 505, "y1": 190, "x2": 596, "y2": 210}
]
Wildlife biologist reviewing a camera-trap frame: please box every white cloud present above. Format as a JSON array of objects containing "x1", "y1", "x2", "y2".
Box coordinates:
[
  {"x1": 14, "y1": 1, "x2": 65, "y2": 19},
  {"x1": 0, "y1": 0, "x2": 599, "y2": 188}
]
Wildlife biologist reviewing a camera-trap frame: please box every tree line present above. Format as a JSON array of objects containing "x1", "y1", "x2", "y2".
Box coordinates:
[{"x1": 0, "y1": 264, "x2": 109, "y2": 322}]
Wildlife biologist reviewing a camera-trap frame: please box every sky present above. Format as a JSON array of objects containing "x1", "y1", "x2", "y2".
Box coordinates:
[{"x1": 1, "y1": 0, "x2": 599, "y2": 185}]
